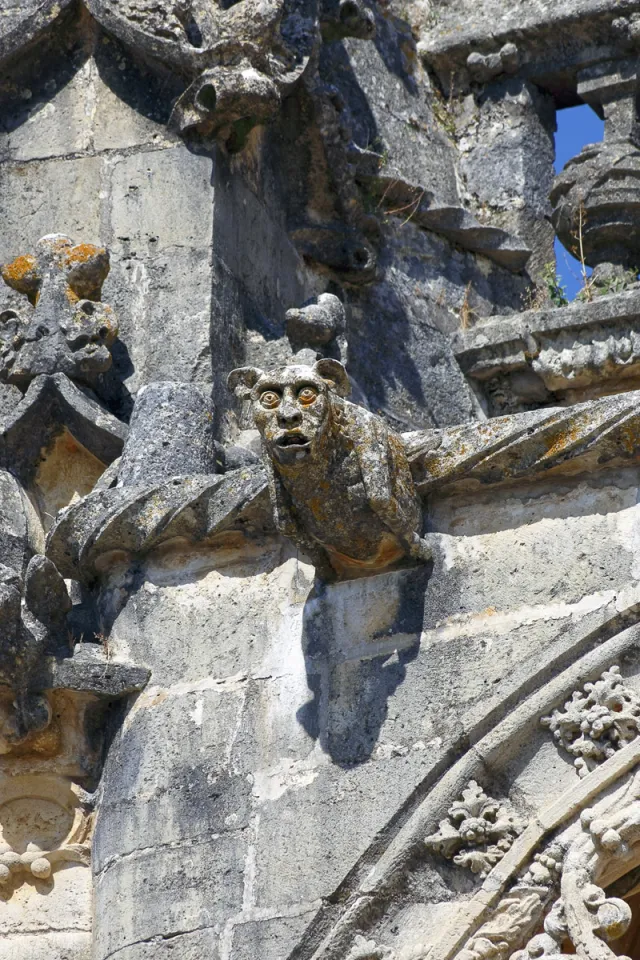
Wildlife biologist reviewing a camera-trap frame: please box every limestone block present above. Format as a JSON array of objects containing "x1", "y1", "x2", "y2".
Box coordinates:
[
  {"x1": 457, "y1": 78, "x2": 555, "y2": 277},
  {"x1": 0, "y1": 860, "x2": 91, "y2": 935},
  {"x1": 0, "y1": 159, "x2": 103, "y2": 264},
  {"x1": 108, "y1": 147, "x2": 213, "y2": 254},
  {"x1": 0, "y1": 59, "x2": 93, "y2": 163},
  {"x1": 0, "y1": 932, "x2": 91, "y2": 960},
  {"x1": 333, "y1": 32, "x2": 458, "y2": 205},
  {"x1": 93, "y1": 684, "x2": 251, "y2": 867},
  {"x1": 96, "y1": 928, "x2": 219, "y2": 960},
  {"x1": 212, "y1": 162, "x2": 309, "y2": 330},
  {"x1": 93, "y1": 833, "x2": 245, "y2": 960},
  {"x1": 251, "y1": 747, "x2": 432, "y2": 907},
  {"x1": 346, "y1": 265, "x2": 479, "y2": 429},
  {"x1": 106, "y1": 247, "x2": 214, "y2": 396},
  {"x1": 230, "y1": 909, "x2": 319, "y2": 960},
  {"x1": 105, "y1": 547, "x2": 308, "y2": 686}
]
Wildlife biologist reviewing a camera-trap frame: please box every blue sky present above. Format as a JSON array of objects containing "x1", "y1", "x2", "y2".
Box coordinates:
[{"x1": 553, "y1": 104, "x2": 604, "y2": 299}]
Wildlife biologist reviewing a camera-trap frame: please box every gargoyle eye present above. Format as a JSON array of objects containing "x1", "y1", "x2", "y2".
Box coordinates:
[
  {"x1": 298, "y1": 386, "x2": 318, "y2": 405},
  {"x1": 259, "y1": 390, "x2": 281, "y2": 409}
]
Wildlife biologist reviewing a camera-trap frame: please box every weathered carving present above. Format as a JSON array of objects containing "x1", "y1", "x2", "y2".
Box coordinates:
[
  {"x1": 466, "y1": 42, "x2": 518, "y2": 83},
  {"x1": 508, "y1": 794, "x2": 640, "y2": 960},
  {"x1": 86, "y1": 0, "x2": 319, "y2": 145},
  {"x1": 424, "y1": 781, "x2": 524, "y2": 878},
  {"x1": 0, "y1": 777, "x2": 91, "y2": 891},
  {"x1": 285, "y1": 293, "x2": 346, "y2": 360},
  {"x1": 345, "y1": 935, "x2": 395, "y2": 960},
  {"x1": 0, "y1": 555, "x2": 71, "y2": 746},
  {"x1": 541, "y1": 666, "x2": 640, "y2": 778},
  {"x1": 453, "y1": 291, "x2": 640, "y2": 411},
  {"x1": 227, "y1": 359, "x2": 431, "y2": 581},
  {"x1": 1, "y1": 235, "x2": 117, "y2": 389},
  {"x1": 512, "y1": 887, "x2": 632, "y2": 960},
  {"x1": 551, "y1": 60, "x2": 640, "y2": 280}
]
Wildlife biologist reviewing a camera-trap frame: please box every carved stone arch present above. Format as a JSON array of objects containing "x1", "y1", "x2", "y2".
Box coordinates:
[{"x1": 286, "y1": 608, "x2": 640, "y2": 960}]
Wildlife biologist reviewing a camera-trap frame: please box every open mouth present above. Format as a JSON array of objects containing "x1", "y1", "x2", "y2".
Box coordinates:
[{"x1": 276, "y1": 433, "x2": 310, "y2": 448}]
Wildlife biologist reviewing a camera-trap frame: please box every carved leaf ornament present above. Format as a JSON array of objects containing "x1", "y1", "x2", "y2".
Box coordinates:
[
  {"x1": 424, "y1": 781, "x2": 525, "y2": 878},
  {"x1": 542, "y1": 667, "x2": 640, "y2": 777}
]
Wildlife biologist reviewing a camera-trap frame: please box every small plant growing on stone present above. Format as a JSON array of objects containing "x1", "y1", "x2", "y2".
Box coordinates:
[
  {"x1": 520, "y1": 265, "x2": 567, "y2": 310},
  {"x1": 459, "y1": 282, "x2": 474, "y2": 329},
  {"x1": 431, "y1": 73, "x2": 458, "y2": 140},
  {"x1": 541, "y1": 263, "x2": 568, "y2": 307},
  {"x1": 570, "y1": 199, "x2": 595, "y2": 303},
  {"x1": 589, "y1": 268, "x2": 638, "y2": 298}
]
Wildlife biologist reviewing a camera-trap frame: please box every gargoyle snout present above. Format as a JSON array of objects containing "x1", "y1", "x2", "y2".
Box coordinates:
[{"x1": 278, "y1": 395, "x2": 302, "y2": 427}]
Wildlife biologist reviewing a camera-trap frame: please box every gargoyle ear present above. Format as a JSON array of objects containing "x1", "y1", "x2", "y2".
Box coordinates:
[
  {"x1": 313, "y1": 358, "x2": 351, "y2": 398},
  {"x1": 227, "y1": 367, "x2": 263, "y2": 400}
]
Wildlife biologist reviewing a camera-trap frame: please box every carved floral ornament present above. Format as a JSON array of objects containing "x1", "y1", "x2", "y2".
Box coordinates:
[
  {"x1": 344, "y1": 750, "x2": 640, "y2": 960},
  {"x1": 424, "y1": 781, "x2": 524, "y2": 878},
  {"x1": 542, "y1": 667, "x2": 640, "y2": 778}
]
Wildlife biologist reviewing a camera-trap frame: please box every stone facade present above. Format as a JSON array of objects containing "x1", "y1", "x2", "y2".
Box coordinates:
[{"x1": 5, "y1": 2, "x2": 640, "y2": 960}]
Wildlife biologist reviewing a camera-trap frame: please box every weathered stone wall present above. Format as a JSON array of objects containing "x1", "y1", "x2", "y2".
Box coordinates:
[{"x1": 6, "y1": 2, "x2": 640, "y2": 960}]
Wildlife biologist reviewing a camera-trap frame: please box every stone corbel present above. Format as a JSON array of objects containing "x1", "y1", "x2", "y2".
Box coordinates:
[
  {"x1": 85, "y1": 0, "x2": 320, "y2": 148},
  {"x1": 0, "y1": 552, "x2": 149, "y2": 754},
  {"x1": 0, "y1": 555, "x2": 70, "y2": 745}
]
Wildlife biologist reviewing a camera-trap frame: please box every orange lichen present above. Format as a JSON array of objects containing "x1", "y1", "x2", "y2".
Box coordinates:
[
  {"x1": 1, "y1": 254, "x2": 38, "y2": 289},
  {"x1": 63, "y1": 244, "x2": 105, "y2": 266},
  {"x1": 542, "y1": 423, "x2": 582, "y2": 459}
]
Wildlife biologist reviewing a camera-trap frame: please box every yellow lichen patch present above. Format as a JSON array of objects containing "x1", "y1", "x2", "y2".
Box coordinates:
[
  {"x1": 541, "y1": 422, "x2": 582, "y2": 460},
  {"x1": 613, "y1": 420, "x2": 640, "y2": 458},
  {"x1": 64, "y1": 244, "x2": 104, "y2": 266},
  {"x1": 1, "y1": 255, "x2": 39, "y2": 300},
  {"x1": 32, "y1": 429, "x2": 107, "y2": 533}
]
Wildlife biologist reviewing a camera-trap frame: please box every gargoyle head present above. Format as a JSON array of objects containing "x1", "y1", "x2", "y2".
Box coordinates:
[
  {"x1": 0, "y1": 235, "x2": 118, "y2": 388},
  {"x1": 228, "y1": 359, "x2": 351, "y2": 468}
]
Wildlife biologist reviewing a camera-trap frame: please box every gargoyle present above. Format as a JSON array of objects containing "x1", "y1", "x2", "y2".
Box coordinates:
[
  {"x1": 228, "y1": 359, "x2": 431, "y2": 581},
  {"x1": 0, "y1": 234, "x2": 118, "y2": 389}
]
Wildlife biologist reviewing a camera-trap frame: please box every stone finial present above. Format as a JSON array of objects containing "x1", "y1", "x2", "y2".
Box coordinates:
[
  {"x1": 424, "y1": 781, "x2": 524, "y2": 878},
  {"x1": 550, "y1": 60, "x2": 640, "y2": 281},
  {"x1": 285, "y1": 293, "x2": 345, "y2": 353},
  {"x1": 541, "y1": 666, "x2": 640, "y2": 777},
  {"x1": 227, "y1": 358, "x2": 431, "y2": 582},
  {"x1": 0, "y1": 235, "x2": 118, "y2": 388}
]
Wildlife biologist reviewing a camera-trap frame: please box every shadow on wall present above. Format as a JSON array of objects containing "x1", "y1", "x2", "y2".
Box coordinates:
[{"x1": 296, "y1": 565, "x2": 430, "y2": 768}]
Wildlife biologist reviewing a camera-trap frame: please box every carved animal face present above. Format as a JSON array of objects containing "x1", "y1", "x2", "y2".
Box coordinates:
[{"x1": 228, "y1": 359, "x2": 351, "y2": 468}]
